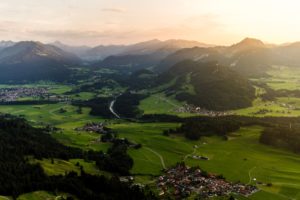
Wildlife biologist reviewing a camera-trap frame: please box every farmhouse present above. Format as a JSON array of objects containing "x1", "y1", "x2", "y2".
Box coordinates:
[{"x1": 75, "y1": 122, "x2": 108, "y2": 134}]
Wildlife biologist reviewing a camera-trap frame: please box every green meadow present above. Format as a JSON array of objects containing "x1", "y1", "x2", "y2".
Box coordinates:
[
  {"x1": 185, "y1": 126, "x2": 300, "y2": 200},
  {"x1": 233, "y1": 97, "x2": 300, "y2": 117},
  {"x1": 17, "y1": 191, "x2": 56, "y2": 200},
  {"x1": 17, "y1": 191, "x2": 76, "y2": 200},
  {"x1": 0, "y1": 103, "x2": 110, "y2": 151},
  {"x1": 139, "y1": 93, "x2": 197, "y2": 117},
  {"x1": 108, "y1": 123, "x2": 300, "y2": 200},
  {"x1": 256, "y1": 66, "x2": 300, "y2": 91},
  {"x1": 1, "y1": 69, "x2": 300, "y2": 200},
  {"x1": 30, "y1": 158, "x2": 110, "y2": 177}
]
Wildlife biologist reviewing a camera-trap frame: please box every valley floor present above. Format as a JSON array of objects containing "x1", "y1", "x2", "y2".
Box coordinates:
[{"x1": 1, "y1": 66, "x2": 300, "y2": 199}]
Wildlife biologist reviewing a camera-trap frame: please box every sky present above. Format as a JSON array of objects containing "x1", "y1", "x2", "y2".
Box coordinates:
[{"x1": 0, "y1": 0, "x2": 300, "y2": 46}]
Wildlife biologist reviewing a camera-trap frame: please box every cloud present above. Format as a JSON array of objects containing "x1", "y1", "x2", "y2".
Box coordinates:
[
  {"x1": 101, "y1": 8, "x2": 126, "y2": 13},
  {"x1": 31, "y1": 30, "x2": 113, "y2": 39},
  {"x1": 29, "y1": 29, "x2": 137, "y2": 43}
]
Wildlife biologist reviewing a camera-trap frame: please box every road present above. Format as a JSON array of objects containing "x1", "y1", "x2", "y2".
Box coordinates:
[{"x1": 109, "y1": 99, "x2": 121, "y2": 119}]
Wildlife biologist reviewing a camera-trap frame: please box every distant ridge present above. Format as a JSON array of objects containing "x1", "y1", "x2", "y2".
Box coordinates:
[
  {"x1": 51, "y1": 39, "x2": 212, "y2": 61},
  {"x1": 0, "y1": 41, "x2": 81, "y2": 82}
]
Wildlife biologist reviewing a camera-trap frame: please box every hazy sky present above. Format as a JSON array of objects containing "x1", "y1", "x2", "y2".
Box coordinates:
[{"x1": 1, "y1": 0, "x2": 300, "y2": 46}]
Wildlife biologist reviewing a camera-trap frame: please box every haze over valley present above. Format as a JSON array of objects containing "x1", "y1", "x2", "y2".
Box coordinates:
[{"x1": 1, "y1": 1, "x2": 300, "y2": 200}]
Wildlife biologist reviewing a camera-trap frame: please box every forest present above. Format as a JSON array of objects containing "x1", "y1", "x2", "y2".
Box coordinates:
[{"x1": 0, "y1": 115, "x2": 155, "y2": 199}]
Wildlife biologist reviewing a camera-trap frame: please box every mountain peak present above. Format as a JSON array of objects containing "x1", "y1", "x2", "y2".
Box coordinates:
[
  {"x1": 229, "y1": 37, "x2": 265, "y2": 54},
  {"x1": 236, "y1": 37, "x2": 265, "y2": 47},
  {"x1": 15, "y1": 41, "x2": 44, "y2": 48}
]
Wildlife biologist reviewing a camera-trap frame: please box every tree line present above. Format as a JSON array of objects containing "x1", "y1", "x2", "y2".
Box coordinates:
[{"x1": 0, "y1": 115, "x2": 155, "y2": 199}]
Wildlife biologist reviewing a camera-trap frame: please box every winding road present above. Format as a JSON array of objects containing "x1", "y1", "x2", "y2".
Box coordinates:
[{"x1": 109, "y1": 99, "x2": 121, "y2": 119}]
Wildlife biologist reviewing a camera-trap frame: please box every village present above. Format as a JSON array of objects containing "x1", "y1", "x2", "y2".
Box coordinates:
[
  {"x1": 0, "y1": 87, "x2": 48, "y2": 102},
  {"x1": 157, "y1": 163, "x2": 257, "y2": 199},
  {"x1": 174, "y1": 104, "x2": 233, "y2": 117},
  {"x1": 0, "y1": 87, "x2": 70, "y2": 102}
]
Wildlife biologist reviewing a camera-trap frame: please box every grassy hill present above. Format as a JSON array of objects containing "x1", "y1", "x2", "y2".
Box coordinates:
[{"x1": 157, "y1": 60, "x2": 255, "y2": 110}]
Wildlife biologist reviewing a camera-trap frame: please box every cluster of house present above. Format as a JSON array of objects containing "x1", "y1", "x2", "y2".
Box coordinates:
[
  {"x1": 0, "y1": 87, "x2": 71, "y2": 102},
  {"x1": 0, "y1": 87, "x2": 49, "y2": 102},
  {"x1": 75, "y1": 122, "x2": 109, "y2": 134},
  {"x1": 157, "y1": 163, "x2": 257, "y2": 199},
  {"x1": 175, "y1": 104, "x2": 233, "y2": 117},
  {"x1": 279, "y1": 102, "x2": 295, "y2": 109}
]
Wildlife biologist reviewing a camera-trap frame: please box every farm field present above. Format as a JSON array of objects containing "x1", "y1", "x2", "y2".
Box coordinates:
[
  {"x1": 185, "y1": 126, "x2": 300, "y2": 200},
  {"x1": 30, "y1": 158, "x2": 110, "y2": 176},
  {"x1": 253, "y1": 66, "x2": 300, "y2": 91},
  {"x1": 0, "y1": 196, "x2": 11, "y2": 200},
  {"x1": 0, "y1": 103, "x2": 110, "y2": 151},
  {"x1": 108, "y1": 123, "x2": 300, "y2": 200},
  {"x1": 1, "y1": 93, "x2": 300, "y2": 199},
  {"x1": 17, "y1": 191, "x2": 56, "y2": 200},
  {"x1": 69, "y1": 92, "x2": 96, "y2": 100},
  {"x1": 233, "y1": 67, "x2": 300, "y2": 117},
  {"x1": 139, "y1": 93, "x2": 197, "y2": 117},
  {"x1": 1, "y1": 67, "x2": 300, "y2": 199},
  {"x1": 17, "y1": 191, "x2": 76, "y2": 200},
  {"x1": 233, "y1": 97, "x2": 300, "y2": 117}
]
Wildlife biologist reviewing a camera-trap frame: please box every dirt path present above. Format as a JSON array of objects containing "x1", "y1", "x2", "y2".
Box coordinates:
[
  {"x1": 145, "y1": 147, "x2": 166, "y2": 169},
  {"x1": 248, "y1": 166, "x2": 257, "y2": 184},
  {"x1": 155, "y1": 94, "x2": 181, "y2": 108},
  {"x1": 49, "y1": 105, "x2": 66, "y2": 117},
  {"x1": 183, "y1": 148, "x2": 197, "y2": 161}
]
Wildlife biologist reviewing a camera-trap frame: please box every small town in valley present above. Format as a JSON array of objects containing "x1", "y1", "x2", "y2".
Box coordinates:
[{"x1": 157, "y1": 163, "x2": 257, "y2": 199}]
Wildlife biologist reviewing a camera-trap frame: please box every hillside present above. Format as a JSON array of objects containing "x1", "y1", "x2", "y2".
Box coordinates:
[
  {"x1": 156, "y1": 38, "x2": 275, "y2": 77},
  {"x1": 0, "y1": 40, "x2": 15, "y2": 51},
  {"x1": 0, "y1": 41, "x2": 81, "y2": 82},
  {"x1": 50, "y1": 41, "x2": 91, "y2": 59},
  {"x1": 275, "y1": 42, "x2": 300, "y2": 66},
  {"x1": 91, "y1": 39, "x2": 211, "y2": 59},
  {"x1": 158, "y1": 60, "x2": 256, "y2": 110},
  {"x1": 96, "y1": 51, "x2": 167, "y2": 73}
]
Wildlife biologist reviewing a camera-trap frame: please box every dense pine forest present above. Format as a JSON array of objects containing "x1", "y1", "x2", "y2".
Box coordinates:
[{"x1": 0, "y1": 115, "x2": 156, "y2": 199}]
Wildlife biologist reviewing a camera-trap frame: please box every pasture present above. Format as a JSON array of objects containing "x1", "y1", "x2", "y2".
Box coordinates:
[
  {"x1": 17, "y1": 191, "x2": 75, "y2": 200},
  {"x1": 30, "y1": 158, "x2": 109, "y2": 177},
  {"x1": 0, "y1": 103, "x2": 109, "y2": 151},
  {"x1": 1, "y1": 101, "x2": 299, "y2": 199},
  {"x1": 1, "y1": 75, "x2": 300, "y2": 199},
  {"x1": 233, "y1": 97, "x2": 300, "y2": 117},
  {"x1": 109, "y1": 123, "x2": 300, "y2": 200},
  {"x1": 258, "y1": 66, "x2": 300, "y2": 90},
  {"x1": 139, "y1": 93, "x2": 196, "y2": 117}
]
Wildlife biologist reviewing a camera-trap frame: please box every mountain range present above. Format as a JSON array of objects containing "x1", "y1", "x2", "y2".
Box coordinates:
[
  {"x1": 156, "y1": 38, "x2": 300, "y2": 76},
  {"x1": 0, "y1": 41, "x2": 80, "y2": 82},
  {"x1": 1, "y1": 37, "x2": 300, "y2": 83},
  {"x1": 51, "y1": 39, "x2": 212, "y2": 61}
]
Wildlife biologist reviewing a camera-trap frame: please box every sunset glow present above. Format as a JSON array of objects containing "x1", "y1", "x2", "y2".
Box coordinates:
[{"x1": 0, "y1": 0, "x2": 300, "y2": 45}]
